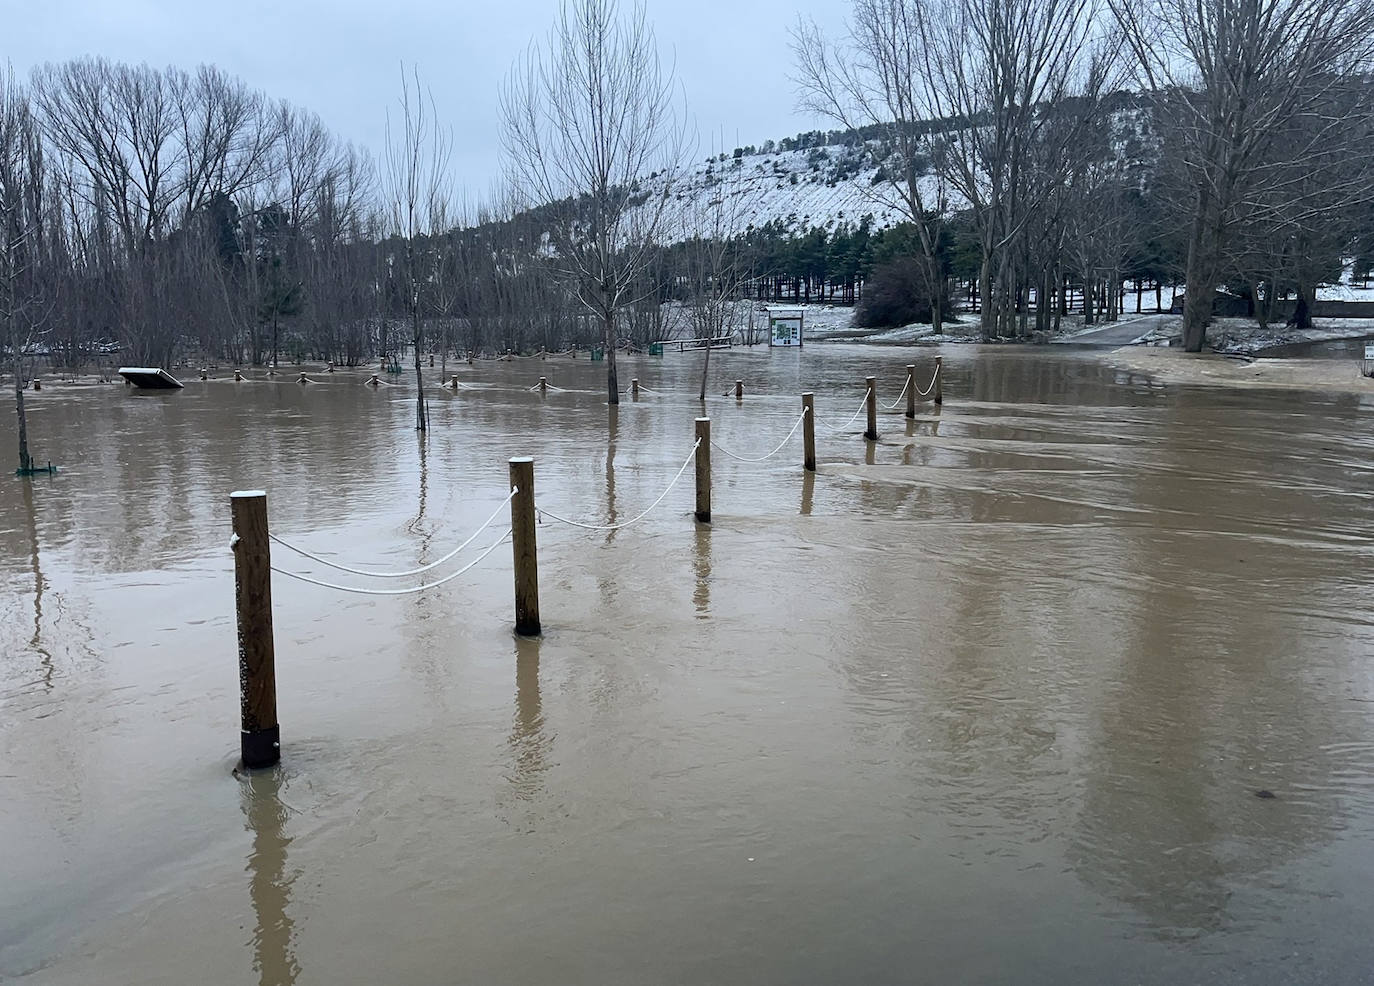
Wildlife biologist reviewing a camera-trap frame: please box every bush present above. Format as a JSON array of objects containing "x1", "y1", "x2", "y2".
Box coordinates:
[{"x1": 854, "y1": 258, "x2": 934, "y2": 327}]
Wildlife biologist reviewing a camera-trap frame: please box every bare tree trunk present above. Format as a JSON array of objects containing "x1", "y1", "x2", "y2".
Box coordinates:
[
  {"x1": 1182, "y1": 212, "x2": 1216, "y2": 351},
  {"x1": 414, "y1": 304, "x2": 426, "y2": 430},
  {"x1": 604, "y1": 313, "x2": 619, "y2": 405},
  {"x1": 14, "y1": 355, "x2": 30, "y2": 473}
]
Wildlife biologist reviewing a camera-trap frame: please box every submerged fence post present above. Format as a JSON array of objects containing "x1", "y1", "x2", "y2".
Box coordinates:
[
  {"x1": 735, "y1": 380, "x2": 743, "y2": 401},
  {"x1": 539, "y1": 376, "x2": 548, "y2": 395},
  {"x1": 865, "y1": 376, "x2": 878, "y2": 441},
  {"x1": 632, "y1": 378, "x2": 640, "y2": 399},
  {"x1": 231, "y1": 490, "x2": 279, "y2": 770},
  {"x1": 935, "y1": 356, "x2": 944, "y2": 405},
  {"x1": 695, "y1": 418, "x2": 711, "y2": 523},
  {"x1": 906, "y1": 365, "x2": 916, "y2": 418},
  {"x1": 509, "y1": 458, "x2": 541, "y2": 636},
  {"x1": 802, "y1": 392, "x2": 816, "y2": 472}
]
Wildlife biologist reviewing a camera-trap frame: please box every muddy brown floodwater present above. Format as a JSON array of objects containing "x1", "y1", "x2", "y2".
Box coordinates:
[{"x1": 2, "y1": 345, "x2": 1374, "y2": 985}]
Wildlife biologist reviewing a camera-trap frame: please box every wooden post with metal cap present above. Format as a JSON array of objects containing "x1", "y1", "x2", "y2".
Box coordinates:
[
  {"x1": 905, "y1": 365, "x2": 916, "y2": 418},
  {"x1": 802, "y1": 392, "x2": 816, "y2": 472}
]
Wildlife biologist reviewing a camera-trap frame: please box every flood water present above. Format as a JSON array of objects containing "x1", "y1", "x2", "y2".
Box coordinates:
[{"x1": 3, "y1": 345, "x2": 1374, "y2": 985}]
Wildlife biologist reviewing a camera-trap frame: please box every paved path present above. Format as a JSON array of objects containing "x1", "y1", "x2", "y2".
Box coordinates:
[{"x1": 1061, "y1": 315, "x2": 1173, "y2": 346}]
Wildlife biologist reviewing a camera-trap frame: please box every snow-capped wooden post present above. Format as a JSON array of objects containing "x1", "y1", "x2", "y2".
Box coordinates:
[
  {"x1": 231, "y1": 490, "x2": 280, "y2": 770},
  {"x1": 632, "y1": 378, "x2": 640, "y2": 399},
  {"x1": 509, "y1": 458, "x2": 541, "y2": 637},
  {"x1": 450, "y1": 375, "x2": 459, "y2": 390},
  {"x1": 695, "y1": 418, "x2": 711, "y2": 523},
  {"x1": 864, "y1": 376, "x2": 878, "y2": 441},
  {"x1": 934, "y1": 356, "x2": 944, "y2": 405},
  {"x1": 802, "y1": 392, "x2": 816, "y2": 472},
  {"x1": 905, "y1": 365, "x2": 916, "y2": 418},
  {"x1": 234, "y1": 369, "x2": 244, "y2": 382}
]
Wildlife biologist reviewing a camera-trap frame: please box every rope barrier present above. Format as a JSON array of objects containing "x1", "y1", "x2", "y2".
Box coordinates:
[
  {"x1": 270, "y1": 528, "x2": 511, "y2": 595},
  {"x1": 914, "y1": 363, "x2": 941, "y2": 398},
  {"x1": 536, "y1": 440, "x2": 700, "y2": 532},
  {"x1": 879, "y1": 374, "x2": 911, "y2": 410},
  {"x1": 711, "y1": 408, "x2": 808, "y2": 463},
  {"x1": 268, "y1": 490, "x2": 517, "y2": 578},
  {"x1": 822, "y1": 387, "x2": 872, "y2": 433}
]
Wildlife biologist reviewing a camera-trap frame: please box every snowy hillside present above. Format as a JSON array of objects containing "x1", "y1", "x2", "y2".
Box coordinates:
[{"x1": 651, "y1": 142, "x2": 911, "y2": 239}]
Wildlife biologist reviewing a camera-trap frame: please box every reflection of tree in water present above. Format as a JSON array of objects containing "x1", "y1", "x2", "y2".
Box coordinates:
[
  {"x1": 20, "y1": 479, "x2": 54, "y2": 689},
  {"x1": 604, "y1": 406, "x2": 619, "y2": 543},
  {"x1": 1068, "y1": 409, "x2": 1351, "y2": 939},
  {"x1": 241, "y1": 770, "x2": 300, "y2": 986}
]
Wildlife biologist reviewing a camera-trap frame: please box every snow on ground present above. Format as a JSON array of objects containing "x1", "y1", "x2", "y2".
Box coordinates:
[{"x1": 1131, "y1": 314, "x2": 1374, "y2": 353}]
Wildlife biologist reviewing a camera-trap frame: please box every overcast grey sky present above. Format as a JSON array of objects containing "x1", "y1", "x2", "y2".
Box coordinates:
[{"x1": 8, "y1": 0, "x2": 850, "y2": 198}]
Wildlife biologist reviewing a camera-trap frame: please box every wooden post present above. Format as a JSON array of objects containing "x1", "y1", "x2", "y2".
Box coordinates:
[
  {"x1": 297, "y1": 373, "x2": 308, "y2": 384},
  {"x1": 368, "y1": 374, "x2": 380, "y2": 387},
  {"x1": 802, "y1": 392, "x2": 816, "y2": 472},
  {"x1": 539, "y1": 376, "x2": 548, "y2": 394},
  {"x1": 450, "y1": 375, "x2": 459, "y2": 390},
  {"x1": 934, "y1": 356, "x2": 944, "y2": 405},
  {"x1": 234, "y1": 369, "x2": 244, "y2": 382},
  {"x1": 735, "y1": 380, "x2": 743, "y2": 400},
  {"x1": 200, "y1": 368, "x2": 208, "y2": 381},
  {"x1": 694, "y1": 418, "x2": 711, "y2": 523},
  {"x1": 632, "y1": 378, "x2": 640, "y2": 399},
  {"x1": 231, "y1": 491, "x2": 279, "y2": 770},
  {"x1": 905, "y1": 364, "x2": 916, "y2": 418},
  {"x1": 864, "y1": 376, "x2": 878, "y2": 441},
  {"x1": 509, "y1": 458, "x2": 541, "y2": 636},
  {"x1": 429, "y1": 354, "x2": 435, "y2": 367}
]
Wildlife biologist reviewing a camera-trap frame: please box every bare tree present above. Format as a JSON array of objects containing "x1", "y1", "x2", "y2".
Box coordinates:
[
  {"x1": 501, "y1": 0, "x2": 687, "y2": 407},
  {"x1": 838, "y1": 0, "x2": 1117, "y2": 339},
  {"x1": 1, "y1": 66, "x2": 47, "y2": 473},
  {"x1": 1112, "y1": 0, "x2": 1374, "y2": 350},
  {"x1": 793, "y1": 0, "x2": 954, "y2": 332},
  {"x1": 680, "y1": 192, "x2": 749, "y2": 399},
  {"x1": 384, "y1": 66, "x2": 451, "y2": 432}
]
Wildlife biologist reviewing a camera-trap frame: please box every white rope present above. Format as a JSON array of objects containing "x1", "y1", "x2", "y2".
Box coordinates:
[
  {"x1": 914, "y1": 363, "x2": 941, "y2": 398},
  {"x1": 536, "y1": 440, "x2": 700, "y2": 532},
  {"x1": 879, "y1": 373, "x2": 911, "y2": 410},
  {"x1": 711, "y1": 408, "x2": 808, "y2": 463},
  {"x1": 268, "y1": 490, "x2": 516, "y2": 578},
  {"x1": 822, "y1": 387, "x2": 872, "y2": 433},
  {"x1": 270, "y1": 529, "x2": 511, "y2": 595}
]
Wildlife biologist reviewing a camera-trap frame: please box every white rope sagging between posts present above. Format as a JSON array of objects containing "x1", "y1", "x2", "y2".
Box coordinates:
[
  {"x1": 822, "y1": 387, "x2": 872, "y2": 433},
  {"x1": 914, "y1": 362, "x2": 941, "y2": 398},
  {"x1": 536, "y1": 440, "x2": 700, "y2": 532},
  {"x1": 269, "y1": 528, "x2": 512, "y2": 595},
  {"x1": 879, "y1": 373, "x2": 911, "y2": 410},
  {"x1": 711, "y1": 408, "x2": 808, "y2": 463},
  {"x1": 268, "y1": 489, "x2": 517, "y2": 578}
]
